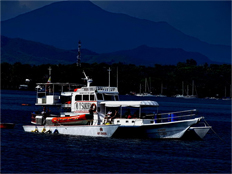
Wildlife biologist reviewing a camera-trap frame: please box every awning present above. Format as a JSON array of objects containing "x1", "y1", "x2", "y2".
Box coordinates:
[{"x1": 100, "y1": 101, "x2": 159, "y2": 107}]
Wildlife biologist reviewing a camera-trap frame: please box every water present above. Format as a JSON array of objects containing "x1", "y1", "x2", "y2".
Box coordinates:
[{"x1": 1, "y1": 90, "x2": 231, "y2": 173}]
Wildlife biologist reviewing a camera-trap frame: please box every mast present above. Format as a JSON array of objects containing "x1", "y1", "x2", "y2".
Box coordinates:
[
  {"x1": 108, "y1": 67, "x2": 111, "y2": 87},
  {"x1": 192, "y1": 80, "x2": 194, "y2": 96},
  {"x1": 82, "y1": 71, "x2": 92, "y2": 87},
  {"x1": 117, "y1": 67, "x2": 118, "y2": 90},
  {"x1": 230, "y1": 84, "x2": 232, "y2": 98},
  {"x1": 77, "y1": 40, "x2": 81, "y2": 67},
  {"x1": 48, "y1": 66, "x2": 52, "y2": 93},
  {"x1": 145, "y1": 78, "x2": 147, "y2": 93},
  {"x1": 225, "y1": 86, "x2": 227, "y2": 97},
  {"x1": 161, "y1": 83, "x2": 163, "y2": 95},
  {"x1": 182, "y1": 81, "x2": 184, "y2": 96},
  {"x1": 48, "y1": 66, "x2": 52, "y2": 82}
]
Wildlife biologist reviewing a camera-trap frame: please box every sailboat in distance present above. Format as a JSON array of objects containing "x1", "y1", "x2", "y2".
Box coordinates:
[
  {"x1": 136, "y1": 78, "x2": 156, "y2": 97},
  {"x1": 183, "y1": 80, "x2": 197, "y2": 99}
]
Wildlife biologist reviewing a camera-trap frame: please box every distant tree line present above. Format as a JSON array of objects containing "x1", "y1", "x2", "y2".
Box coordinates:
[{"x1": 1, "y1": 59, "x2": 231, "y2": 98}]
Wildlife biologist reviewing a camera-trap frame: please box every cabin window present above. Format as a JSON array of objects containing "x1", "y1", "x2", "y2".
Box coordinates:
[
  {"x1": 115, "y1": 95, "x2": 119, "y2": 101},
  {"x1": 117, "y1": 120, "x2": 120, "y2": 123},
  {"x1": 97, "y1": 93, "x2": 103, "y2": 100},
  {"x1": 132, "y1": 121, "x2": 135, "y2": 123},
  {"x1": 60, "y1": 96, "x2": 71, "y2": 104},
  {"x1": 83, "y1": 95, "x2": 89, "y2": 101},
  {"x1": 75, "y1": 95, "x2": 82, "y2": 101},
  {"x1": 90, "y1": 94, "x2": 95, "y2": 101},
  {"x1": 150, "y1": 121, "x2": 154, "y2": 123},
  {"x1": 61, "y1": 107, "x2": 71, "y2": 112},
  {"x1": 103, "y1": 94, "x2": 114, "y2": 101},
  {"x1": 126, "y1": 121, "x2": 129, "y2": 123}
]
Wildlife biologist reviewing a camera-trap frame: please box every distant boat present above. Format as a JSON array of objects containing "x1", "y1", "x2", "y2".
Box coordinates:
[
  {"x1": 175, "y1": 81, "x2": 197, "y2": 99},
  {"x1": 19, "y1": 84, "x2": 28, "y2": 90},
  {"x1": 175, "y1": 94, "x2": 184, "y2": 98},
  {"x1": 136, "y1": 78, "x2": 156, "y2": 97},
  {"x1": 175, "y1": 81, "x2": 185, "y2": 98},
  {"x1": 156, "y1": 83, "x2": 167, "y2": 97},
  {"x1": 184, "y1": 80, "x2": 197, "y2": 99},
  {"x1": 222, "y1": 86, "x2": 231, "y2": 100},
  {"x1": 0, "y1": 123, "x2": 15, "y2": 129}
]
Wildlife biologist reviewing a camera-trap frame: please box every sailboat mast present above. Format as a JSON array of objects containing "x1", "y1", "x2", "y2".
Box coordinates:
[
  {"x1": 225, "y1": 86, "x2": 226, "y2": 97},
  {"x1": 161, "y1": 83, "x2": 163, "y2": 95},
  {"x1": 117, "y1": 67, "x2": 118, "y2": 90},
  {"x1": 145, "y1": 78, "x2": 147, "y2": 93},
  {"x1": 182, "y1": 81, "x2": 184, "y2": 95},
  {"x1": 192, "y1": 80, "x2": 194, "y2": 96}
]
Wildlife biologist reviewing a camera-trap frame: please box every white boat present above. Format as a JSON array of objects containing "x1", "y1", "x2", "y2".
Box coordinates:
[
  {"x1": 23, "y1": 71, "x2": 210, "y2": 139},
  {"x1": 99, "y1": 101, "x2": 204, "y2": 139}
]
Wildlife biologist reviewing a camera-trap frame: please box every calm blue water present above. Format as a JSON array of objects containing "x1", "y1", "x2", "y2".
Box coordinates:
[{"x1": 1, "y1": 90, "x2": 231, "y2": 173}]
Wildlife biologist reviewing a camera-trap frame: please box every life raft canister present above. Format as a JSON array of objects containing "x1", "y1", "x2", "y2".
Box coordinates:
[{"x1": 51, "y1": 114, "x2": 93, "y2": 124}]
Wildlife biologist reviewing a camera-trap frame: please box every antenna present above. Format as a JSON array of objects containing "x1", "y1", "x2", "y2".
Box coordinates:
[
  {"x1": 77, "y1": 40, "x2": 81, "y2": 67},
  {"x1": 82, "y1": 71, "x2": 93, "y2": 87}
]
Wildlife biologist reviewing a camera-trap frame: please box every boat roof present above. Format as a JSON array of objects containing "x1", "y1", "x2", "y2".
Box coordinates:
[{"x1": 100, "y1": 101, "x2": 159, "y2": 107}]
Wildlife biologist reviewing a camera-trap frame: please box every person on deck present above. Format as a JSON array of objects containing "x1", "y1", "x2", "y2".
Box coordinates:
[{"x1": 111, "y1": 110, "x2": 120, "y2": 120}]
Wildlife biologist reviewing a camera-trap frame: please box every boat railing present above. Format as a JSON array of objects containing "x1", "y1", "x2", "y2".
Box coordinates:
[
  {"x1": 153, "y1": 109, "x2": 198, "y2": 123},
  {"x1": 81, "y1": 86, "x2": 118, "y2": 92},
  {"x1": 35, "y1": 83, "x2": 83, "y2": 105}
]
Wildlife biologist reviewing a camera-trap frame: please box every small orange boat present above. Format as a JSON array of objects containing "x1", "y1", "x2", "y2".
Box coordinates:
[{"x1": 0, "y1": 123, "x2": 15, "y2": 129}]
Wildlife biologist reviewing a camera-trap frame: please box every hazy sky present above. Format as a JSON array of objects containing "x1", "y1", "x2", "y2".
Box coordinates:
[{"x1": 1, "y1": 0, "x2": 231, "y2": 46}]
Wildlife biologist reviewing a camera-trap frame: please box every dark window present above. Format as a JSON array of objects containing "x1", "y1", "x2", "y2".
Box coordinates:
[
  {"x1": 83, "y1": 95, "x2": 89, "y2": 101},
  {"x1": 115, "y1": 95, "x2": 119, "y2": 101},
  {"x1": 75, "y1": 95, "x2": 82, "y2": 101},
  {"x1": 150, "y1": 121, "x2": 154, "y2": 123},
  {"x1": 97, "y1": 93, "x2": 103, "y2": 100},
  {"x1": 60, "y1": 96, "x2": 71, "y2": 104},
  {"x1": 90, "y1": 95, "x2": 95, "y2": 101},
  {"x1": 104, "y1": 94, "x2": 114, "y2": 101}
]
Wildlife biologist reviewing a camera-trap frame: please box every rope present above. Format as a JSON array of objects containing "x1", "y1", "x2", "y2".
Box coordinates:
[{"x1": 203, "y1": 118, "x2": 226, "y2": 143}]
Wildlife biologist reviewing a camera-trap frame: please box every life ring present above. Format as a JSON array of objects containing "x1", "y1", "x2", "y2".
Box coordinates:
[{"x1": 90, "y1": 103, "x2": 97, "y2": 112}]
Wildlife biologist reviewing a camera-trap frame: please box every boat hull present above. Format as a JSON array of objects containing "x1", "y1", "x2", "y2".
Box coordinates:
[
  {"x1": 113, "y1": 118, "x2": 201, "y2": 139},
  {"x1": 182, "y1": 126, "x2": 211, "y2": 139},
  {"x1": 23, "y1": 125, "x2": 119, "y2": 137}
]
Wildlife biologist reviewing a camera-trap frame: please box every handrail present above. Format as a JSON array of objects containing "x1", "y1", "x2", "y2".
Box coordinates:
[
  {"x1": 156, "y1": 109, "x2": 197, "y2": 116},
  {"x1": 154, "y1": 114, "x2": 196, "y2": 121}
]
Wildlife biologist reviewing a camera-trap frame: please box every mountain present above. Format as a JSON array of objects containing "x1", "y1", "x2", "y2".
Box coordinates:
[
  {"x1": 1, "y1": 35, "x2": 216, "y2": 65},
  {"x1": 85, "y1": 45, "x2": 215, "y2": 65},
  {"x1": 1, "y1": 35, "x2": 77, "y2": 65},
  {"x1": 1, "y1": 1, "x2": 231, "y2": 64}
]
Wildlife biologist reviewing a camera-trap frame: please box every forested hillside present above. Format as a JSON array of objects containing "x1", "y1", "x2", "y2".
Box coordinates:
[{"x1": 1, "y1": 60, "x2": 231, "y2": 98}]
